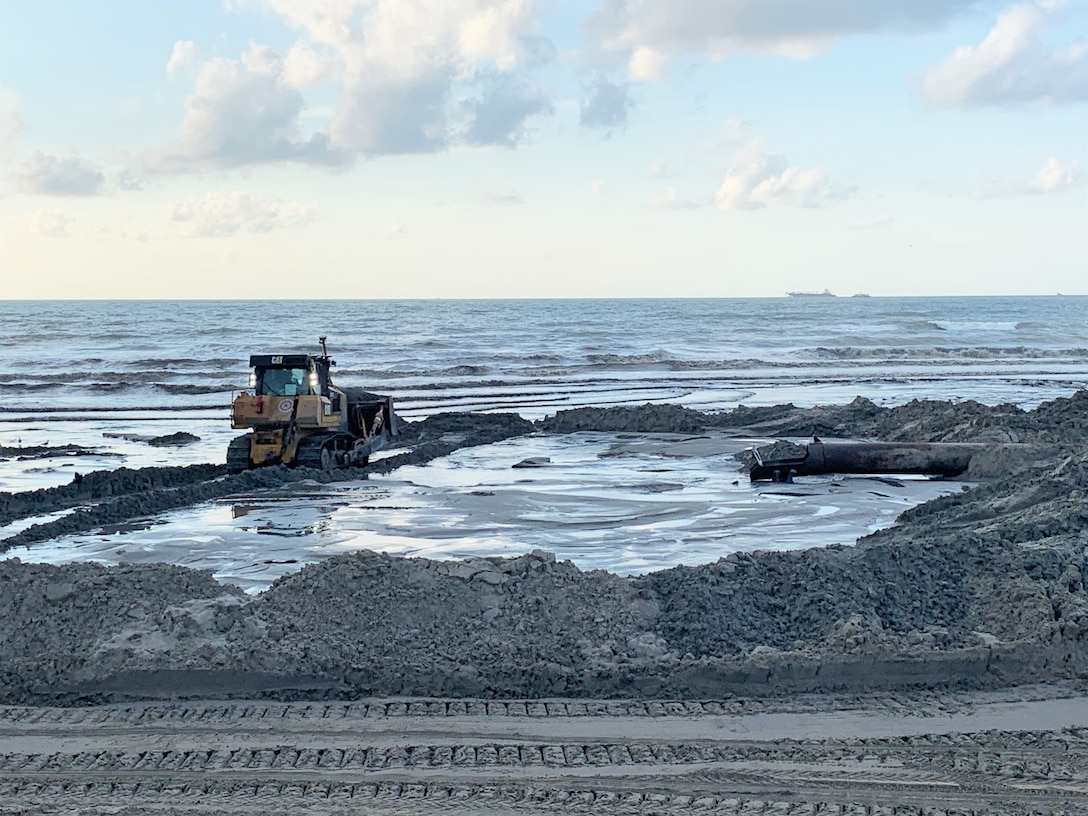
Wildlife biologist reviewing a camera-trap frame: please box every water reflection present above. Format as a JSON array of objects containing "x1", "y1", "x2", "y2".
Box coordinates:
[{"x1": 14, "y1": 433, "x2": 961, "y2": 594}]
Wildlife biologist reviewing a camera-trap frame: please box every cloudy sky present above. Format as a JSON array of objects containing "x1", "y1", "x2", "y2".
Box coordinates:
[{"x1": 1, "y1": 0, "x2": 1085, "y2": 298}]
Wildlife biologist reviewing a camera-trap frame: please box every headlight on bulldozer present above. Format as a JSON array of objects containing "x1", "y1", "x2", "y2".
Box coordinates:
[
  {"x1": 309, "y1": 371, "x2": 319, "y2": 389},
  {"x1": 248, "y1": 372, "x2": 257, "y2": 389}
]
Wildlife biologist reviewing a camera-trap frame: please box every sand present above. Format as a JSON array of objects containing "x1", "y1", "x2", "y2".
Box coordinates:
[{"x1": 0, "y1": 391, "x2": 1085, "y2": 812}]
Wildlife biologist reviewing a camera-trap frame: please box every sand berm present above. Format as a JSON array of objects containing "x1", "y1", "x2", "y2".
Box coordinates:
[{"x1": 0, "y1": 392, "x2": 1085, "y2": 705}]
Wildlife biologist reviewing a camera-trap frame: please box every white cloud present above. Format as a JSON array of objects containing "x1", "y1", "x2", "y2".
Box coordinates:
[
  {"x1": 150, "y1": 45, "x2": 347, "y2": 171},
  {"x1": 462, "y1": 80, "x2": 553, "y2": 147},
  {"x1": 242, "y1": 42, "x2": 281, "y2": 74},
  {"x1": 714, "y1": 140, "x2": 851, "y2": 210},
  {"x1": 29, "y1": 208, "x2": 73, "y2": 237},
  {"x1": 1027, "y1": 156, "x2": 1084, "y2": 192},
  {"x1": 166, "y1": 40, "x2": 202, "y2": 75},
  {"x1": 166, "y1": 1, "x2": 553, "y2": 164},
  {"x1": 116, "y1": 169, "x2": 145, "y2": 191},
  {"x1": 586, "y1": 0, "x2": 984, "y2": 67},
  {"x1": 282, "y1": 42, "x2": 337, "y2": 88},
  {"x1": 262, "y1": 0, "x2": 547, "y2": 154},
  {"x1": 14, "y1": 151, "x2": 105, "y2": 196},
  {"x1": 229, "y1": 0, "x2": 362, "y2": 49},
  {"x1": 629, "y1": 46, "x2": 667, "y2": 81},
  {"x1": 329, "y1": 0, "x2": 547, "y2": 154},
  {"x1": 455, "y1": 1, "x2": 535, "y2": 69},
  {"x1": 580, "y1": 77, "x2": 632, "y2": 130},
  {"x1": 167, "y1": 191, "x2": 316, "y2": 237},
  {"x1": 331, "y1": 75, "x2": 450, "y2": 154},
  {"x1": 920, "y1": 1, "x2": 1088, "y2": 107}
]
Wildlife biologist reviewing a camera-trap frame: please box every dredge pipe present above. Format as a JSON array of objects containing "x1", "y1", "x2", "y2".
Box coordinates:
[{"x1": 749, "y1": 441, "x2": 991, "y2": 482}]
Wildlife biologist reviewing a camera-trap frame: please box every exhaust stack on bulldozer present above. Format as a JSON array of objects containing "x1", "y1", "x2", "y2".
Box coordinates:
[{"x1": 227, "y1": 337, "x2": 396, "y2": 472}]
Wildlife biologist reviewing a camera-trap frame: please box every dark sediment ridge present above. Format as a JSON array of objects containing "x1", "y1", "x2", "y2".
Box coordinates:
[
  {"x1": 0, "y1": 392, "x2": 1085, "y2": 704},
  {"x1": 541, "y1": 389, "x2": 1088, "y2": 444}
]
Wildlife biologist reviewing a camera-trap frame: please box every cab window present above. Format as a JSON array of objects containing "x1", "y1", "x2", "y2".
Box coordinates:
[{"x1": 259, "y1": 368, "x2": 309, "y2": 396}]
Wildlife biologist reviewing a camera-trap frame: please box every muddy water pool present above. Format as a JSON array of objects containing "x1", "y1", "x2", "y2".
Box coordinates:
[{"x1": 9, "y1": 433, "x2": 961, "y2": 593}]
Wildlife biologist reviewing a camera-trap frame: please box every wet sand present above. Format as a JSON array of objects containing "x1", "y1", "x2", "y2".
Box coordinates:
[
  {"x1": 0, "y1": 392, "x2": 1086, "y2": 811},
  {"x1": 2, "y1": 690, "x2": 1087, "y2": 814}
]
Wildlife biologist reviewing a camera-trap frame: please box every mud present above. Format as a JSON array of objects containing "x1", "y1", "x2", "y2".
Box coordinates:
[
  {"x1": 0, "y1": 444, "x2": 120, "y2": 461},
  {"x1": 0, "y1": 394, "x2": 1085, "y2": 706},
  {"x1": 544, "y1": 389, "x2": 1088, "y2": 445},
  {"x1": 102, "y1": 431, "x2": 201, "y2": 446},
  {"x1": 0, "y1": 412, "x2": 535, "y2": 549}
]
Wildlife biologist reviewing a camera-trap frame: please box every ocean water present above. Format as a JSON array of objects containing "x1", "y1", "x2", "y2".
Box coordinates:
[
  {"x1": 1, "y1": 296, "x2": 1084, "y2": 419},
  {"x1": 2, "y1": 296, "x2": 1085, "y2": 589}
]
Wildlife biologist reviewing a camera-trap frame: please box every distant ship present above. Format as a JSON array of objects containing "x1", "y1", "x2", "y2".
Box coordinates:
[
  {"x1": 786, "y1": 289, "x2": 836, "y2": 298},
  {"x1": 851, "y1": 293, "x2": 871, "y2": 298}
]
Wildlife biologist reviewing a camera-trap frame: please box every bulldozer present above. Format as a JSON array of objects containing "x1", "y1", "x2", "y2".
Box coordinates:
[{"x1": 227, "y1": 337, "x2": 397, "y2": 472}]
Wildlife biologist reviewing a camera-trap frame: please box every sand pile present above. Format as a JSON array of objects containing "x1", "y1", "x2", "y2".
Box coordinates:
[
  {"x1": 546, "y1": 389, "x2": 1088, "y2": 445},
  {"x1": 0, "y1": 561, "x2": 243, "y2": 697},
  {"x1": 0, "y1": 393, "x2": 1084, "y2": 704}
]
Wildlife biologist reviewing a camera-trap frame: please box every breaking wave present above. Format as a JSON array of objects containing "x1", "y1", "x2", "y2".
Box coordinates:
[
  {"x1": 586, "y1": 351, "x2": 674, "y2": 366},
  {"x1": 0, "y1": 296, "x2": 1083, "y2": 416},
  {"x1": 811, "y1": 346, "x2": 1088, "y2": 361},
  {"x1": 931, "y1": 321, "x2": 1024, "y2": 332}
]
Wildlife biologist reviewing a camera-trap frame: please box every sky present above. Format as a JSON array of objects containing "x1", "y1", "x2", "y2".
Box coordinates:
[{"x1": 0, "y1": 0, "x2": 1085, "y2": 299}]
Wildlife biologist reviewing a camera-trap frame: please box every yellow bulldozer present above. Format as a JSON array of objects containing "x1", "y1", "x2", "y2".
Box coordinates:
[{"x1": 227, "y1": 337, "x2": 397, "y2": 472}]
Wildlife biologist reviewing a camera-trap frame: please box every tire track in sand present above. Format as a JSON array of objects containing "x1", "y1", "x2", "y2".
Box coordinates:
[{"x1": 1, "y1": 696, "x2": 1086, "y2": 814}]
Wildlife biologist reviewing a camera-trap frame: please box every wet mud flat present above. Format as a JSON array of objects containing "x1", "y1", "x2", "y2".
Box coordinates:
[
  {"x1": 0, "y1": 393, "x2": 1085, "y2": 812},
  {"x1": 1, "y1": 392, "x2": 1085, "y2": 702}
]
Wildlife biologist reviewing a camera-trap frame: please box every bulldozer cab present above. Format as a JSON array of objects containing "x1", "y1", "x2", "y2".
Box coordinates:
[{"x1": 250, "y1": 354, "x2": 331, "y2": 398}]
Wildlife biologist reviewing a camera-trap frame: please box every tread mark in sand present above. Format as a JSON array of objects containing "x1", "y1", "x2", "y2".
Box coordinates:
[
  {"x1": 2, "y1": 778, "x2": 1088, "y2": 814},
  {"x1": 5, "y1": 697, "x2": 1088, "y2": 724},
  {"x1": 1, "y1": 737, "x2": 1086, "y2": 776}
]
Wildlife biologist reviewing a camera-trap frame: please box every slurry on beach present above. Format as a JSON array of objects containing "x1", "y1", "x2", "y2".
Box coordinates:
[{"x1": 1, "y1": 296, "x2": 1084, "y2": 586}]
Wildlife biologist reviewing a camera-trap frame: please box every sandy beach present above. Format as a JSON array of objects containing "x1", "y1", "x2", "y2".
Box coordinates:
[
  {"x1": 4, "y1": 0, "x2": 1084, "y2": 802},
  {"x1": 1, "y1": 392, "x2": 1086, "y2": 813}
]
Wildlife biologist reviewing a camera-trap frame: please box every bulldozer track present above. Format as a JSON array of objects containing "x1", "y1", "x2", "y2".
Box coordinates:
[
  {"x1": 1, "y1": 699, "x2": 1086, "y2": 814},
  {"x1": 293, "y1": 431, "x2": 337, "y2": 470}
]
